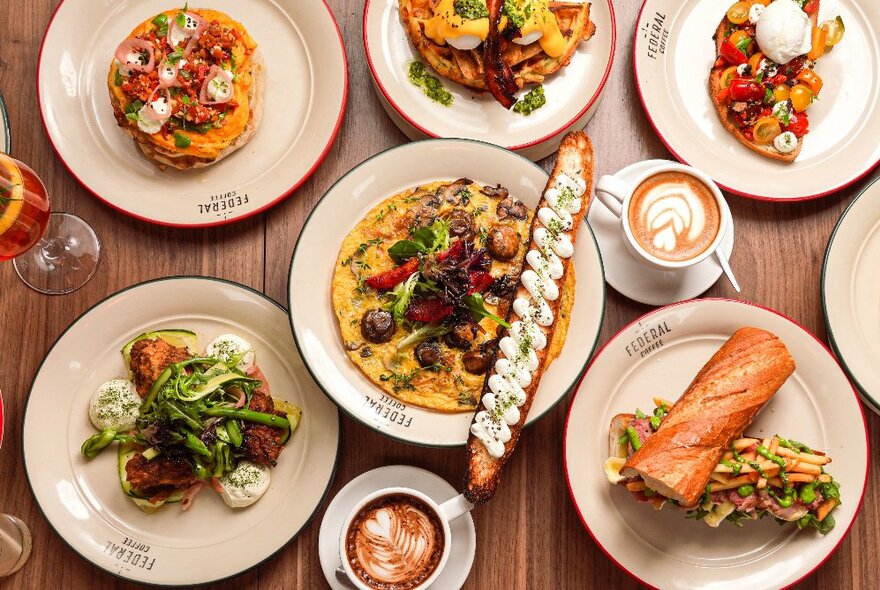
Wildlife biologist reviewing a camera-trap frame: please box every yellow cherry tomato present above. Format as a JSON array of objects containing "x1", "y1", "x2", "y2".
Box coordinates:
[
  {"x1": 790, "y1": 84, "x2": 813, "y2": 112},
  {"x1": 773, "y1": 84, "x2": 791, "y2": 102},
  {"x1": 796, "y1": 69, "x2": 823, "y2": 95},
  {"x1": 720, "y1": 66, "x2": 739, "y2": 89},
  {"x1": 748, "y1": 52, "x2": 765, "y2": 75},
  {"x1": 820, "y1": 16, "x2": 845, "y2": 47},
  {"x1": 753, "y1": 117, "x2": 782, "y2": 145},
  {"x1": 729, "y1": 30, "x2": 753, "y2": 55},
  {"x1": 727, "y1": 2, "x2": 750, "y2": 24},
  {"x1": 807, "y1": 26, "x2": 828, "y2": 60}
]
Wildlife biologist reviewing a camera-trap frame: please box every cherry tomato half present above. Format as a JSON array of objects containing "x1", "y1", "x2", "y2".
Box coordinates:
[
  {"x1": 807, "y1": 26, "x2": 828, "y2": 60},
  {"x1": 796, "y1": 69, "x2": 823, "y2": 95},
  {"x1": 773, "y1": 84, "x2": 790, "y2": 102},
  {"x1": 753, "y1": 117, "x2": 782, "y2": 145},
  {"x1": 729, "y1": 78, "x2": 765, "y2": 102},
  {"x1": 727, "y1": 2, "x2": 750, "y2": 24},
  {"x1": 720, "y1": 39, "x2": 749, "y2": 65},
  {"x1": 784, "y1": 112, "x2": 809, "y2": 138},
  {"x1": 748, "y1": 52, "x2": 765, "y2": 76},
  {"x1": 820, "y1": 16, "x2": 845, "y2": 47},
  {"x1": 720, "y1": 66, "x2": 739, "y2": 89}
]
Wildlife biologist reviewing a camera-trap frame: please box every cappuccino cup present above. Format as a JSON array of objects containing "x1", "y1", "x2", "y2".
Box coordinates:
[
  {"x1": 594, "y1": 163, "x2": 731, "y2": 270},
  {"x1": 339, "y1": 487, "x2": 472, "y2": 590}
]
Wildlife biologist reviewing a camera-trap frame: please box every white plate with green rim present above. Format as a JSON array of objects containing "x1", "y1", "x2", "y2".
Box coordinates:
[
  {"x1": 0, "y1": 89, "x2": 9, "y2": 154},
  {"x1": 38, "y1": 0, "x2": 347, "y2": 227},
  {"x1": 288, "y1": 138, "x2": 605, "y2": 447},
  {"x1": 565, "y1": 298, "x2": 868, "y2": 589},
  {"x1": 634, "y1": 0, "x2": 880, "y2": 200},
  {"x1": 364, "y1": 0, "x2": 617, "y2": 161},
  {"x1": 822, "y1": 175, "x2": 880, "y2": 415},
  {"x1": 23, "y1": 277, "x2": 340, "y2": 585}
]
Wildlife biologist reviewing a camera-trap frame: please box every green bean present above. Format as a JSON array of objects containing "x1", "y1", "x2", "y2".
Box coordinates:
[
  {"x1": 81, "y1": 429, "x2": 117, "y2": 459},
  {"x1": 203, "y1": 406, "x2": 290, "y2": 429},
  {"x1": 192, "y1": 455, "x2": 210, "y2": 479},
  {"x1": 226, "y1": 419, "x2": 243, "y2": 447},
  {"x1": 141, "y1": 366, "x2": 173, "y2": 412},
  {"x1": 625, "y1": 427, "x2": 641, "y2": 451},
  {"x1": 185, "y1": 433, "x2": 212, "y2": 457}
]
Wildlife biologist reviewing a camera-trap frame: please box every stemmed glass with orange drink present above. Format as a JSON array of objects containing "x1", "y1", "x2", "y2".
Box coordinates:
[{"x1": 0, "y1": 151, "x2": 100, "y2": 294}]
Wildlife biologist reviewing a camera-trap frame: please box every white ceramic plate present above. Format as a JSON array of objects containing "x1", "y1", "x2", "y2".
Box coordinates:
[
  {"x1": 0, "y1": 89, "x2": 9, "y2": 154},
  {"x1": 823, "y1": 175, "x2": 880, "y2": 415},
  {"x1": 37, "y1": 0, "x2": 347, "y2": 227},
  {"x1": 634, "y1": 0, "x2": 880, "y2": 200},
  {"x1": 289, "y1": 138, "x2": 606, "y2": 446},
  {"x1": 565, "y1": 298, "x2": 868, "y2": 590},
  {"x1": 364, "y1": 0, "x2": 616, "y2": 160},
  {"x1": 22, "y1": 277, "x2": 340, "y2": 585}
]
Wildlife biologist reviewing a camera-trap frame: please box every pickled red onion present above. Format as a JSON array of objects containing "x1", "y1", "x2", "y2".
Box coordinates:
[
  {"x1": 199, "y1": 65, "x2": 233, "y2": 105},
  {"x1": 141, "y1": 86, "x2": 173, "y2": 123},
  {"x1": 114, "y1": 38, "x2": 155, "y2": 74},
  {"x1": 167, "y1": 12, "x2": 208, "y2": 56},
  {"x1": 157, "y1": 59, "x2": 181, "y2": 88}
]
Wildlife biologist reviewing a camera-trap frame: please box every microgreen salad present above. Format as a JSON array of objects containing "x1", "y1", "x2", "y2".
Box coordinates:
[{"x1": 81, "y1": 330, "x2": 301, "y2": 513}]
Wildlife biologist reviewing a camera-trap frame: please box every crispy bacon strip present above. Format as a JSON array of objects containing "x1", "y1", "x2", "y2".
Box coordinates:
[{"x1": 484, "y1": 0, "x2": 518, "y2": 109}]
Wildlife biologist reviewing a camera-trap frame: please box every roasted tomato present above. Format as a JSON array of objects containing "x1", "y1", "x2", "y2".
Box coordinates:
[
  {"x1": 783, "y1": 112, "x2": 809, "y2": 137},
  {"x1": 720, "y1": 39, "x2": 749, "y2": 65},
  {"x1": 790, "y1": 84, "x2": 813, "y2": 112},
  {"x1": 729, "y1": 78, "x2": 765, "y2": 101},
  {"x1": 796, "y1": 69, "x2": 823, "y2": 95},
  {"x1": 807, "y1": 26, "x2": 827, "y2": 60},
  {"x1": 773, "y1": 84, "x2": 791, "y2": 102},
  {"x1": 720, "y1": 66, "x2": 739, "y2": 89},
  {"x1": 753, "y1": 117, "x2": 782, "y2": 144},
  {"x1": 727, "y1": 2, "x2": 750, "y2": 24}
]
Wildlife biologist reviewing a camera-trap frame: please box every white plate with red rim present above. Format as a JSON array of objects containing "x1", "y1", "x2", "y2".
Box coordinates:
[
  {"x1": 363, "y1": 0, "x2": 617, "y2": 161},
  {"x1": 22, "y1": 277, "x2": 340, "y2": 585},
  {"x1": 822, "y1": 175, "x2": 880, "y2": 415},
  {"x1": 564, "y1": 298, "x2": 868, "y2": 590},
  {"x1": 288, "y1": 138, "x2": 606, "y2": 447},
  {"x1": 37, "y1": 0, "x2": 347, "y2": 227},
  {"x1": 634, "y1": 0, "x2": 880, "y2": 200}
]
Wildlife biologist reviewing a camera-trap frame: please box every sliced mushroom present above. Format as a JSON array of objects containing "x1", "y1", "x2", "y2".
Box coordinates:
[
  {"x1": 481, "y1": 184, "x2": 509, "y2": 200},
  {"x1": 361, "y1": 309, "x2": 395, "y2": 344},
  {"x1": 414, "y1": 341, "x2": 443, "y2": 367},
  {"x1": 486, "y1": 225, "x2": 519, "y2": 261},
  {"x1": 439, "y1": 178, "x2": 473, "y2": 205},
  {"x1": 496, "y1": 197, "x2": 528, "y2": 221},
  {"x1": 445, "y1": 322, "x2": 478, "y2": 350},
  {"x1": 462, "y1": 350, "x2": 491, "y2": 374},
  {"x1": 447, "y1": 208, "x2": 476, "y2": 242}
]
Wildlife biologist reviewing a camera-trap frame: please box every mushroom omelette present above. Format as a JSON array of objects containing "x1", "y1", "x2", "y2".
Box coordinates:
[{"x1": 332, "y1": 178, "x2": 574, "y2": 412}]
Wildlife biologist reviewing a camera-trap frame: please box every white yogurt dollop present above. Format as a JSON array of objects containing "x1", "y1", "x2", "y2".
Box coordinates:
[
  {"x1": 207, "y1": 334, "x2": 255, "y2": 372},
  {"x1": 218, "y1": 461, "x2": 271, "y2": 508},
  {"x1": 774, "y1": 131, "x2": 798, "y2": 153},
  {"x1": 89, "y1": 379, "x2": 140, "y2": 431}
]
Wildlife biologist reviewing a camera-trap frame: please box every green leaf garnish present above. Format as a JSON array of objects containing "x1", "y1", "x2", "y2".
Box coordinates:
[
  {"x1": 174, "y1": 132, "x2": 191, "y2": 148},
  {"x1": 462, "y1": 293, "x2": 510, "y2": 328}
]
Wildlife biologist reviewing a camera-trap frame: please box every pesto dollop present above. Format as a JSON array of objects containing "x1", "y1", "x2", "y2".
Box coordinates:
[
  {"x1": 454, "y1": 0, "x2": 488, "y2": 20},
  {"x1": 513, "y1": 85, "x2": 546, "y2": 116},
  {"x1": 408, "y1": 61, "x2": 454, "y2": 107}
]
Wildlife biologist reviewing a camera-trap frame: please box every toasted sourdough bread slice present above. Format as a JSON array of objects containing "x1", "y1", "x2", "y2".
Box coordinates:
[
  {"x1": 109, "y1": 51, "x2": 265, "y2": 170},
  {"x1": 399, "y1": 0, "x2": 595, "y2": 91},
  {"x1": 708, "y1": 5, "x2": 818, "y2": 162},
  {"x1": 619, "y1": 327, "x2": 795, "y2": 506},
  {"x1": 463, "y1": 131, "x2": 594, "y2": 504}
]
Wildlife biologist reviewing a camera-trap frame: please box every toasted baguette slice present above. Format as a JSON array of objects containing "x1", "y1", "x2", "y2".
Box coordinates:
[
  {"x1": 620, "y1": 327, "x2": 795, "y2": 506},
  {"x1": 708, "y1": 4, "x2": 818, "y2": 162},
  {"x1": 463, "y1": 131, "x2": 594, "y2": 504}
]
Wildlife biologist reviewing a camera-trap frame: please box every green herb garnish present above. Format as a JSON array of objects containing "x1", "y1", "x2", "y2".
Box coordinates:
[
  {"x1": 152, "y1": 13, "x2": 169, "y2": 36},
  {"x1": 512, "y1": 85, "x2": 546, "y2": 116},
  {"x1": 462, "y1": 292, "x2": 510, "y2": 328},
  {"x1": 454, "y1": 0, "x2": 489, "y2": 20},
  {"x1": 174, "y1": 132, "x2": 192, "y2": 148}
]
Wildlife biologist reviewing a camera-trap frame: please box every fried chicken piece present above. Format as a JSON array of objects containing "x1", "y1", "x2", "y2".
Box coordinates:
[
  {"x1": 240, "y1": 392, "x2": 285, "y2": 466},
  {"x1": 129, "y1": 338, "x2": 191, "y2": 397},
  {"x1": 126, "y1": 452, "x2": 197, "y2": 496}
]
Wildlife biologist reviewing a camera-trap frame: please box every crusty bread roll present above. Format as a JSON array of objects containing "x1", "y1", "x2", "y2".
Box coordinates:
[
  {"x1": 620, "y1": 327, "x2": 795, "y2": 506},
  {"x1": 463, "y1": 131, "x2": 594, "y2": 504}
]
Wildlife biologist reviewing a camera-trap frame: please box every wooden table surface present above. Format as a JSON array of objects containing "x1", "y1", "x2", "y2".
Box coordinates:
[{"x1": 1, "y1": 0, "x2": 877, "y2": 588}]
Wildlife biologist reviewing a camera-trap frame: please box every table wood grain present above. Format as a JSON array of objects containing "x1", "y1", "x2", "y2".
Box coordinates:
[{"x1": 1, "y1": 0, "x2": 877, "y2": 588}]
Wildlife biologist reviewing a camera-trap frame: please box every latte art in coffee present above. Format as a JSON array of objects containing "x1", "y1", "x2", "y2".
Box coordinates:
[
  {"x1": 628, "y1": 171, "x2": 721, "y2": 262},
  {"x1": 345, "y1": 494, "x2": 444, "y2": 590}
]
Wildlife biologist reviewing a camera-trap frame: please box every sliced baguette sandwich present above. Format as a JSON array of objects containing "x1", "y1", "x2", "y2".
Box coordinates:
[{"x1": 463, "y1": 131, "x2": 594, "y2": 504}]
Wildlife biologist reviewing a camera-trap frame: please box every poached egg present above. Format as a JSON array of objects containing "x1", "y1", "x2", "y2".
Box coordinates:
[
  {"x1": 422, "y1": 0, "x2": 566, "y2": 57},
  {"x1": 755, "y1": 0, "x2": 812, "y2": 65}
]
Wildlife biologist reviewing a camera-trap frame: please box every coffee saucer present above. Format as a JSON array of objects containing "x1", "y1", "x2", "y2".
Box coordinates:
[
  {"x1": 587, "y1": 159, "x2": 735, "y2": 306},
  {"x1": 318, "y1": 465, "x2": 477, "y2": 589}
]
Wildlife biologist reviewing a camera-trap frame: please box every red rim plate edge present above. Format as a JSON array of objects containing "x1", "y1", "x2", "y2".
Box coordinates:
[
  {"x1": 35, "y1": 0, "x2": 349, "y2": 228},
  {"x1": 362, "y1": 0, "x2": 617, "y2": 151},
  {"x1": 632, "y1": 0, "x2": 880, "y2": 202},
  {"x1": 562, "y1": 297, "x2": 870, "y2": 590}
]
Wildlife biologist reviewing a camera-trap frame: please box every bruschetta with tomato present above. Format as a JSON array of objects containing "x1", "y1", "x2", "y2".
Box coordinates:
[
  {"x1": 708, "y1": 0, "x2": 844, "y2": 162},
  {"x1": 108, "y1": 7, "x2": 264, "y2": 170}
]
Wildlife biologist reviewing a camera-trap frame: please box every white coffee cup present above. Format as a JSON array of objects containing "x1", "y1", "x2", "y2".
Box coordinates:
[
  {"x1": 594, "y1": 162, "x2": 731, "y2": 270},
  {"x1": 339, "y1": 487, "x2": 473, "y2": 590}
]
